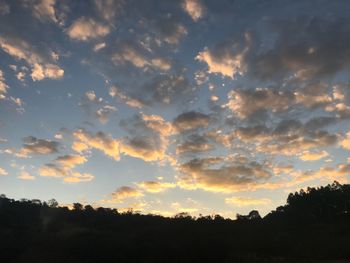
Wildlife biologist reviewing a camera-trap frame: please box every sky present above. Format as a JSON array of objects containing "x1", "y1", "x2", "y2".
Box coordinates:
[{"x1": 1, "y1": 0, "x2": 350, "y2": 218}]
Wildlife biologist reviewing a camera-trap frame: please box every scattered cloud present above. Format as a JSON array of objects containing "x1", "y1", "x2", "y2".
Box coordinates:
[
  {"x1": 39, "y1": 154, "x2": 93, "y2": 183},
  {"x1": 299, "y1": 150, "x2": 329, "y2": 161},
  {"x1": 196, "y1": 33, "x2": 251, "y2": 78},
  {"x1": 340, "y1": 132, "x2": 350, "y2": 150},
  {"x1": 173, "y1": 111, "x2": 210, "y2": 132},
  {"x1": 0, "y1": 2, "x2": 10, "y2": 15},
  {"x1": 0, "y1": 69, "x2": 8, "y2": 96},
  {"x1": 0, "y1": 167, "x2": 8, "y2": 176},
  {"x1": 30, "y1": 0, "x2": 58, "y2": 24},
  {"x1": 18, "y1": 171, "x2": 35, "y2": 180},
  {"x1": 110, "y1": 186, "x2": 143, "y2": 202},
  {"x1": 0, "y1": 36, "x2": 64, "y2": 81},
  {"x1": 109, "y1": 86, "x2": 145, "y2": 109},
  {"x1": 119, "y1": 113, "x2": 174, "y2": 162},
  {"x1": 4, "y1": 136, "x2": 60, "y2": 158},
  {"x1": 67, "y1": 17, "x2": 110, "y2": 41},
  {"x1": 73, "y1": 129, "x2": 120, "y2": 161},
  {"x1": 182, "y1": 0, "x2": 205, "y2": 21},
  {"x1": 176, "y1": 134, "x2": 214, "y2": 154},
  {"x1": 177, "y1": 157, "x2": 274, "y2": 193},
  {"x1": 94, "y1": 0, "x2": 124, "y2": 23},
  {"x1": 155, "y1": 16, "x2": 187, "y2": 45},
  {"x1": 136, "y1": 181, "x2": 176, "y2": 193}
]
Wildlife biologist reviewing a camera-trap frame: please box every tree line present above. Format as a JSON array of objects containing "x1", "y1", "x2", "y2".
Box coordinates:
[{"x1": 1, "y1": 181, "x2": 350, "y2": 262}]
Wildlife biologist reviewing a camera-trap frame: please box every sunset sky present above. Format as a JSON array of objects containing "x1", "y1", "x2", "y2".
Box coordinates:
[{"x1": 1, "y1": 0, "x2": 350, "y2": 218}]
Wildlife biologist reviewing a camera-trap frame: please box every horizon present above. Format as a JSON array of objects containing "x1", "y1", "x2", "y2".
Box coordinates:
[{"x1": 1, "y1": 0, "x2": 350, "y2": 219}]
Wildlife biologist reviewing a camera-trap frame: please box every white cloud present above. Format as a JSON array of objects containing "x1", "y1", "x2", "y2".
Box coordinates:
[
  {"x1": 196, "y1": 34, "x2": 250, "y2": 78},
  {"x1": 18, "y1": 171, "x2": 35, "y2": 180},
  {"x1": 182, "y1": 0, "x2": 205, "y2": 21},
  {"x1": 67, "y1": 17, "x2": 110, "y2": 41},
  {"x1": 0, "y1": 167, "x2": 8, "y2": 176},
  {"x1": 340, "y1": 132, "x2": 350, "y2": 150},
  {"x1": 0, "y1": 36, "x2": 64, "y2": 81},
  {"x1": 31, "y1": 0, "x2": 58, "y2": 23},
  {"x1": 299, "y1": 150, "x2": 329, "y2": 161}
]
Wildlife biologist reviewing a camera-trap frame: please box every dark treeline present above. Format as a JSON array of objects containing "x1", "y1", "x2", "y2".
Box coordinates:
[{"x1": 1, "y1": 181, "x2": 350, "y2": 263}]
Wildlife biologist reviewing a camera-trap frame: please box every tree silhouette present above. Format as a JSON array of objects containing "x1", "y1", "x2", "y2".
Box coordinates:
[{"x1": 0, "y1": 181, "x2": 350, "y2": 263}]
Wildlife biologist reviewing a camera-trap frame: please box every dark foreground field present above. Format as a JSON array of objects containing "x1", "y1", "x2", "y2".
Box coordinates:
[{"x1": 1, "y1": 181, "x2": 350, "y2": 263}]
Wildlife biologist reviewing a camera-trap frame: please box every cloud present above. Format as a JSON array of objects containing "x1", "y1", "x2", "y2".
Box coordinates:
[
  {"x1": 0, "y1": 36, "x2": 64, "y2": 81},
  {"x1": 119, "y1": 113, "x2": 174, "y2": 162},
  {"x1": 111, "y1": 42, "x2": 172, "y2": 71},
  {"x1": 256, "y1": 130, "x2": 337, "y2": 156},
  {"x1": 39, "y1": 163, "x2": 94, "y2": 183},
  {"x1": 93, "y1": 42, "x2": 106, "y2": 52},
  {"x1": 176, "y1": 134, "x2": 214, "y2": 154},
  {"x1": 55, "y1": 154, "x2": 87, "y2": 168},
  {"x1": 0, "y1": 69, "x2": 8, "y2": 96},
  {"x1": 94, "y1": 0, "x2": 124, "y2": 23},
  {"x1": 250, "y1": 17, "x2": 350, "y2": 81},
  {"x1": 177, "y1": 157, "x2": 274, "y2": 193},
  {"x1": 73, "y1": 114, "x2": 174, "y2": 163},
  {"x1": 39, "y1": 154, "x2": 93, "y2": 183},
  {"x1": 231, "y1": 119, "x2": 338, "y2": 156},
  {"x1": 136, "y1": 181, "x2": 176, "y2": 193},
  {"x1": 182, "y1": 0, "x2": 205, "y2": 21},
  {"x1": 196, "y1": 33, "x2": 251, "y2": 78},
  {"x1": 234, "y1": 125, "x2": 271, "y2": 142},
  {"x1": 150, "y1": 57, "x2": 172, "y2": 71},
  {"x1": 4, "y1": 136, "x2": 60, "y2": 158},
  {"x1": 340, "y1": 132, "x2": 350, "y2": 150},
  {"x1": 225, "y1": 196, "x2": 271, "y2": 207},
  {"x1": 112, "y1": 44, "x2": 149, "y2": 68},
  {"x1": 0, "y1": 2, "x2": 10, "y2": 15},
  {"x1": 120, "y1": 136, "x2": 167, "y2": 162},
  {"x1": 289, "y1": 163, "x2": 350, "y2": 186},
  {"x1": 109, "y1": 86, "x2": 145, "y2": 109},
  {"x1": 22, "y1": 136, "x2": 59, "y2": 155},
  {"x1": 79, "y1": 91, "x2": 117, "y2": 124},
  {"x1": 0, "y1": 167, "x2": 8, "y2": 176},
  {"x1": 85, "y1": 91, "x2": 97, "y2": 102},
  {"x1": 30, "y1": 0, "x2": 58, "y2": 23},
  {"x1": 72, "y1": 141, "x2": 89, "y2": 153},
  {"x1": 142, "y1": 74, "x2": 195, "y2": 105},
  {"x1": 110, "y1": 186, "x2": 143, "y2": 202},
  {"x1": 173, "y1": 111, "x2": 210, "y2": 132},
  {"x1": 67, "y1": 17, "x2": 110, "y2": 41},
  {"x1": 155, "y1": 16, "x2": 187, "y2": 45},
  {"x1": 299, "y1": 150, "x2": 329, "y2": 161},
  {"x1": 96, "y1": 72, "x2": 195, "y2": 108},
  {"x1": 18, "y1": 171, "x2": 35, "y2": 180},
  {"x1": 72, "y1": 129, "x2": 120, "y2": 161},
  {"x1": 294, "y1": 83, "x2": 332, "y2": 109},
  {"x1": 226, "y1": 87, "x2": 295, "y2": 119},
  {"x1": 95, "y1": 105, "x2": 117, "y2": 124}
]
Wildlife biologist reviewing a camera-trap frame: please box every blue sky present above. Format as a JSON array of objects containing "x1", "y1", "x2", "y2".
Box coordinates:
[{"x1": 1, "y1": 0, "x2": 350, "y2": 218}]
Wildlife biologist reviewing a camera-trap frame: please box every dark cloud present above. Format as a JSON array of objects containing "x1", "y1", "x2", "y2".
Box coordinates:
[
  {"x1": 226, "y1": 87, "x2": 296, "y2": 119},
  {"x1": 119, "y1": 113, "x2": 173, "y2": 162},
  {"x1": 173, "y1": 111, "x2": 210, "y2": 132},
  {"x1": 176, "y1": 134, "x2": 214, "y2": 154},
  {"x1": 142, "y1": 74, "x2": 196, "y2": 106},
  {"x1": 22, "y1": 136, "x2": 60, "y2": 155},
  {"x1": 250, "y1": 16, "x2": 350, "y2": 81},
  {"x1": 178, "y1": 157, "x2": 273, "y2": 192},
  {"x1": 154, "y1": 14, "x2": 187, "y2": 45}
]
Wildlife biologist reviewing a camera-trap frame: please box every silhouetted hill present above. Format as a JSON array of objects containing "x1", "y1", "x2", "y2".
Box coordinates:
[{"x1": 1, "y1": 181, "x2": 350, "y2": 263}]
